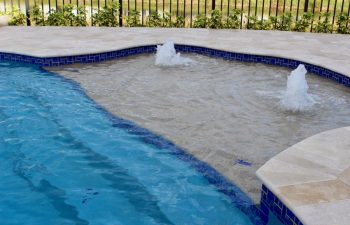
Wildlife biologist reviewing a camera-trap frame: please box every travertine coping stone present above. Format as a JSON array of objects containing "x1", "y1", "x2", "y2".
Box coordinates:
[
  {"x1": 0, "y1": 27, "x2": 349, "y2": 78},
  {"x1": 257, "y1": 127, "x2": 350, "y2": 225}
]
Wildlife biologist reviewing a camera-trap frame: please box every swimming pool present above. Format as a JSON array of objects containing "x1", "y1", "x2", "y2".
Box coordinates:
[
  {"x1": 49, "y1": 52, "x2": 350, "y2": 203},
  {"x1": 0, "y1": 61, "x2": 267, "y2": 225}
]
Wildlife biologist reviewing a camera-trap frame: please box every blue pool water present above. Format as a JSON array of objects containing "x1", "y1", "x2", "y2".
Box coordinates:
[{"x1": 0, "y1": 61, "x2": 264, "y2": 225}]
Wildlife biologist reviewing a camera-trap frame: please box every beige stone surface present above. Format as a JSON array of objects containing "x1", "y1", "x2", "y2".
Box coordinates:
[
  {"x1": 278, "y1": 179, "x2": 350, "y2": 206},
  {"x1": 340, "y1": 167, "x2": 350, "y2": 186},
  {"x1": 294, "y1": 199, "x2": 350, "y2": 225},
  {"x1": 257, "y1": 127, "x2": 350, "y2": 225},
  {"x1": 0, "y1": 26, "x2": 349, "y2": 77}
]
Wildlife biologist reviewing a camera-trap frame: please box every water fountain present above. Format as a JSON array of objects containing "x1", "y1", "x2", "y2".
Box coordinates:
[
  {"x1": 155, "y1": 40, "x2": 193, "y2": 66},
  {"x1": 281, "y1": 64, "x2": 315, "y2": 112}
]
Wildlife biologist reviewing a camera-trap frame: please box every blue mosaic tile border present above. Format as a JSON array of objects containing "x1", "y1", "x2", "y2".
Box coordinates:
[
  {"x1": 0, "y1": 44, "x2": 349, "y2": 88},
  {"x1": 174, "y1": 44, "x2": 350, "y2": 88},
  {"x1": 0, "y1": 46, "x2": 156, "y2": 67},
  {"x1": 259, "y1": 184, "x2": 304, "y2": 225}
]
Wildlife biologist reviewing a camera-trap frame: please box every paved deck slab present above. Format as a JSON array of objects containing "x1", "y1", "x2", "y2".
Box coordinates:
[
  {"x1": 0, "y1": 27, "x2": 349, "y2": 77},
  {"x1": 257, "y1": 127, "x2": 350, "y2": 225}
]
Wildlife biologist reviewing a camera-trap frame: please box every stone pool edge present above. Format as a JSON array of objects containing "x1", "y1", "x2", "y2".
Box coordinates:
[
  {"x1": 1, "y1": 44, "x2": 350, "y2": 225},
  {"x1": 257, "y1": 127, "x2": 350, "y2": 225},
  {"x1": 1, "y1": 44, "x2": 349, "y2": 87}
]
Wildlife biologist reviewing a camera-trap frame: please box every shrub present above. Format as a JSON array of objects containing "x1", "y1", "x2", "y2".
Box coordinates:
[
  {"x1": 336, "y1": 12, "x2": 350, "y2": 34},
  {"x1": 162, "y1": 12, "x2": 172, "y2": 27},
  {"x1": 208, "y1": 9, "x2": 223, "y2": 29},
  {"x1": 75, "y1": 6, "x2": 88, "y2": 26},
  {"x1": 147, "y1": 12, "x2": 162, "y2": 27},
  {"x1": 279, "y1": 13, "x2": 293, "y2": 31},
  {"x1": 46, "y1": 8, "x2": 66, "y2": 26},
  {"x1": 269, "y1": 13, "x2": 293, "y2": 31},
  {"x1": 62, "y1": 4, "x2": 76, "y2": 25},
  {"x1": 294, "y1": 12, "x2": 313, "y2": 32},
  {"x1": 2, "y1": 4, "x2": 350, "y2": 33},
  {"x1": 46, "y1": 4, "x2": 87, "y2": 26},
  {"x1": 7, "y1": 8, "x2": 26, "y2": 26},
  {"x1": 173, "y1": 15, "x2": 185, "y2": 27},
  {"x1": 226, "y1": 9, "x2": 241, "y2": 29},
  {"x1": 246, "y1": 15, "x2": 258, "y2": 29},
  {"x1": 29, "y1": 5, "x2": 45, "y2": 25},
  {"x1": 92, "y1": 1, "x2": 120, "y2": 26},
  {"x1": 159, "y1": 13, "x2": 184, "y2": 27},
  {"x1": 126, "y1": 10, "x2": 141, "y2": 27},
  {"x1": 269, "y1": 15, "x2": 278, "y2": 29},
  {"x1": 246, "y1": 15, "x2": 271, "y2": 30},
  {"x1": 259, "y1": 19, "x2": 272, "y2": 30},
  {"x1": 193, "y1": 14, "x2": 207, "y2": 28},
  {"x1": 313, "y1": 12, "x2": 333, "y2": 33},
  {"x1": 46, "y1": 9, "x2": 65, "y2": 26}
]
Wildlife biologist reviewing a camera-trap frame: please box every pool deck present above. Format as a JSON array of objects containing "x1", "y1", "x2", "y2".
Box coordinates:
[
  {"x1": 257, "y1": 127, "x2": 350, "y2": 225},
  {"x1": 0, "y1": 26, "x2": 350, "y2": 77},
  {"x1": 1, "y1": 26, "x2": 350, "y2": 225}
]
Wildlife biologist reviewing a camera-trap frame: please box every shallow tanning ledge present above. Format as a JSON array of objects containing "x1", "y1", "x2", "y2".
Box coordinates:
[{"x1": 257, "y1": 126, "x2": 350, "y2": 225}]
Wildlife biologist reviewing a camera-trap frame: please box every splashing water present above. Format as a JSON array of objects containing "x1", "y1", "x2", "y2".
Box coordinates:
[
  {"x1": 155, "y1": 40, "x2": 194, "y2": 66},
  {"x1": 281, "y1": 64, "x2": 316, "y2": 112}
]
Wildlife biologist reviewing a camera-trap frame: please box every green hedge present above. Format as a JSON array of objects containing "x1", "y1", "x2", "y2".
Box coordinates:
[{"x1": 1, "y1": 4, "x2": 349, "y2": 34}]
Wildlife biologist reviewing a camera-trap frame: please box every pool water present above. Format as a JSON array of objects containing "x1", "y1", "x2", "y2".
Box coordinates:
[
  {"x1": 0, "y1": 62, "x2": 267, "y2": 225},
  {"x1": 50, "y1": 54, "x2": 350, "y2": 202}
]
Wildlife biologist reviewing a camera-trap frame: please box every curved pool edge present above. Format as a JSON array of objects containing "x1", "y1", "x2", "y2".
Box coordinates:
[
  {"x1": 1, "y1": 43, "x2": 350, "y2": 225},
  {"x1": 257, "y1": 127, "x2": 350, "y2": 225},
  {"x1": 0, "y1": 27, "x2": 349, "y2": 78},
  {"x1": 1, "y1": 44, "x2": 349, "y2": 89}
]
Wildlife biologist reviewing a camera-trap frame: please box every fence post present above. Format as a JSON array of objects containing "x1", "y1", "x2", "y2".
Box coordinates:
[
  {"x1": 25, "y1": 0, "x2": 30, "y2": 26},
  {"x1": 119, "y1": 0, "x2": 123, "y2": 26},
  {"x1": 212, "y1": 0, "x2": 215, "y2": 10},
  {"x1": 303, "y1": 0, "x2": 309, "y2": 12}
]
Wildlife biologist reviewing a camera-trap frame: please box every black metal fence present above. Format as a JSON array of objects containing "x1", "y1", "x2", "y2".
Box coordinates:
[{"x1": 0, "y1": 0, "x2": 349, "y2": 28}]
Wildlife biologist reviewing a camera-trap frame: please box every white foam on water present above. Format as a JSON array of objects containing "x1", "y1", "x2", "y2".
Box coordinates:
[
  {"x1": 155, "y1": 40, "x2": 194, "y2": 66},
  {"x1": 281, "y1": 64, "x2": 316, "y2": 112}
]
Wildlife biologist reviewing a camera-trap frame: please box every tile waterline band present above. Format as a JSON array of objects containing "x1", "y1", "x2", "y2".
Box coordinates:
[{"x1": 1, "y1": 44, "x2": 349, "y2": 88}]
